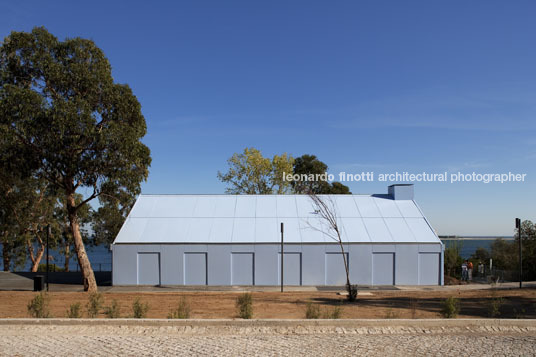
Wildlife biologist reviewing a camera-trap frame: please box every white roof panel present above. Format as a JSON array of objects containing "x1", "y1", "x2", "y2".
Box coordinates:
[
  {"x1": 384, "y1": 218, "x2": 416, "y2": 243},
  {"x1": 276, "y1": 196, "x2": 297, "y2": 218},
  {"x1": 209, "y1": 218, "x2": 234, "y2": 243},
  {"x1": 213, "y1": 196, "x2": 236, "y2": 217},
  {"x1": 405, "y1": 218, "x2": 440, "y2": 243},
  {"x1": 256, "y1": 196, "x2": 276, "y2": 217},
  {"x1": 235, "y1": 196, "x2": 256, "y2": 218},
  {"x1": 114, "y1": 193, "x2": 440, "y2": 244},
  {"x1": 340, "y1": 218, "x2": 371, "y2": 243},
  {"x1": 373, "y1": 197, "x2": 402, "y2": 218},
  {"x1": 255, "y1": 218, "x2": 279, "y2": 243},
  {"x1": 353, "y1": 196, "x2": 381, "y2": 217},
  {"x1": 362, "y1": 218, "x2": 394, "y2": 242}
]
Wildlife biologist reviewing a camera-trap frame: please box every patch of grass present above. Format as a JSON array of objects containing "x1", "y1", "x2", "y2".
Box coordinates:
[
  {"x1": 409, "y1": 298, "x2": 419, "y2": 319},
  {"x1": 383, "y1": 308, "x2": 400, "y2": 319},
  {"x1": 66, "y1": 302, "x2": 82, "y2": 318},
  {"x1": 305, "y1": 302, "x2": 321, "y2": 319},
  {"x1": 104, "y1": 299, "x2": 121, "y2": 319},
  {"x1": 87, "y1": 292, "x2": 103, "y2": 318},
  {"x1": 27, "y1": 292, "x2": 51, "y2": 318},
  {"x1": 488, "y1": 296, "x2": 504, "y2": 318},
  {"x1": 441, "y1": 296, "x2": 460, "y2": 318},
  {"x1": 168, "y1": 297, "x2": 191, "y2": 319},
  {"x1": 322, "y1": 305, "x2": 342, "y2": 319},
  {"x1": 236, "y1": 293, "x2": 253, "y2": 319},
  {"x1": 132, "y1": 297, "x2": 149, "y2": 318}
]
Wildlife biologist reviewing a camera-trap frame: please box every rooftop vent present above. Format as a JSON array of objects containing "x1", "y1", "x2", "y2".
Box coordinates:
[{"x1": 388, "y1": 184, "x2": 414, "y2": 200}]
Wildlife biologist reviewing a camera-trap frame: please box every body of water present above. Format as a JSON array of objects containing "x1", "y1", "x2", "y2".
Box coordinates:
[
  {"x1": 1, "y1": 244, "x2": 112, "y2": 272},
  {"x1": 441, "y1": 238, "x2": 514, "y2": 259}
]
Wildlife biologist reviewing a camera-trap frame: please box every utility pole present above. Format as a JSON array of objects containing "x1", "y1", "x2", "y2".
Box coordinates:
[
  {"x1": 280, "y1": 222, "x2": 284, "y2": 293},
  {"x1": 516, "y1": 218, "x2": 522, "y2": 289}
]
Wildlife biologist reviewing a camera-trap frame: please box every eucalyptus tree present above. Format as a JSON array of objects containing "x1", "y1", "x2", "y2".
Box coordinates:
[{"x1": 0, "y1": 27, "x2": 151, "y2": 291}]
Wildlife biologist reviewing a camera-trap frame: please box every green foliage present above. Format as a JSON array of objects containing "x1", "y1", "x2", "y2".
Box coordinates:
[
  {"x1": 27, "y1": 292, "x2": 51, "y2": 318},
  {"x1": 132, "y1": 298, "x2": 149, "y2": 318},
  {"x1": 0, "y1": 27, "x2": 151, "y2": 290},
  {"x1": 66, "y1": 302, "x2": 82, "y2": 318},
  {"x1": 292, "y1": 154, "x2": 350, "y2": 194},
  {"x1": 471, "y1": 247, "x2": 490, "y2": 262},
  {"x1": 236, "y1": 293, "x2": 253, "y2": 319},
  {"x1": 444, "y1": 241, "x2": 463, "y2": 277},
  {"x1": 441, "y1": 296, "x2": 460, "y2": 318},
  {"x1": 87, "y1": 292, "x2": 103, "y2": 318},
  {"x1": 37, "y1": 263, "x2": 65, "y2": 272},
  {"x1": 167, "y1": 297, "x2": 191, "y2": 319},
  {"x1": 305, "y1": 302, "x2": 342, "y2": 319},
  {"x1": 305, "y1": 302, "x2": 321, "y2": 319},
  {"x1": 104, "y1": 299, "x2": 121, "y2": 318},
  {"x1": 488, "y1": 292, "x2": 504, "y2": 318},
  {"x1": 218, "y1": 147, "x2": 294, "y2": 194}
]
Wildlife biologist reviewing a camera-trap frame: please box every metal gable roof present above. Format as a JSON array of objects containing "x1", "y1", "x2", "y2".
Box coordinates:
[{"x1": 113, "y1": 192, "x2": 441, "y2": 244}]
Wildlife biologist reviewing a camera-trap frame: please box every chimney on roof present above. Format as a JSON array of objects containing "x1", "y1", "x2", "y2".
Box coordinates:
[{"x1": 388, "y1": 184, "x2": 414, "y2": 200}]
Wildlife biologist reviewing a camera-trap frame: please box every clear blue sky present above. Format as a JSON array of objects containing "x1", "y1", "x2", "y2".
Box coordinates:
[{"x1": 2, "y1": 1, "x2": 535, "y2": 236}]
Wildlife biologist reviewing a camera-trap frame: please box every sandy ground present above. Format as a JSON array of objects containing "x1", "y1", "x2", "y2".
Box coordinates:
[{"x1": 1, "y1": 288, "x2": 535, "y2": 319}]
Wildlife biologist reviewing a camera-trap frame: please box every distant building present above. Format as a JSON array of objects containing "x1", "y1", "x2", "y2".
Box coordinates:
[{"x1": 112, "y1": 184, "x2": 443, "y2": 286}]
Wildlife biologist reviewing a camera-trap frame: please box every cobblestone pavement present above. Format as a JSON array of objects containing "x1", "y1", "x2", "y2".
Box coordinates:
[{"x1": 1, "y1": 323, "x2": 535, "y2": 356}]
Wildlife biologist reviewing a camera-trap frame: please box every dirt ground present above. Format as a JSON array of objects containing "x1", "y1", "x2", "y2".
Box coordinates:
[{"x1": 1, "y1": 288, "x2": 535, "y2": 319}]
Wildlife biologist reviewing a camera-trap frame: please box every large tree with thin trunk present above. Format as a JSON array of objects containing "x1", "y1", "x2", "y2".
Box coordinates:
[{"x1": 0, "y1": 27, "x2": 151, "y2": 291}]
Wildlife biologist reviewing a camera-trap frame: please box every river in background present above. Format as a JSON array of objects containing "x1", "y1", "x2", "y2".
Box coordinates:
[
  {"x1": 0, "y1": 244, "x2": 112, "y2": 272},
  {"x1": 441, "y1": 237, "x2": 514, "y2": 259}
]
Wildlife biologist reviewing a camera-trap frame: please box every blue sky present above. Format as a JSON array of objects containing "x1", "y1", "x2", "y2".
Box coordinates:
[{"x1": 2, "y1": 1, "x2": 535, "y2": 236}]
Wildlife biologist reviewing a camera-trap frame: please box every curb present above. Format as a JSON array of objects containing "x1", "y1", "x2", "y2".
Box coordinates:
[{"x1": 0, "y1": 318, "x2": 535, "y2": 328}]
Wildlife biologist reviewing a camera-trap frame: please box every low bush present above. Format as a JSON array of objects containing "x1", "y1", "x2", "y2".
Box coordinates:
[
  {"x1": 104, "y1": 299, "x2": 121, "y2": 319},
  {"x1": 27, "y1": 292, "x2": 51, "y2": 318},
  {"x1": 323, "y1": 305, "x2": 342, "y2": 319},
  {"x1": 236, "y1": 293, "x2": 253, "y2": 319},
  {"x1": 488, "y1": 296, "x2": 504, "y2": 318},
  {"x1": 441, "y1": 296, "x2": 460, "y2": 318},
  {"x1": 87, "y1": 292, "x2": 103, "y2": 318},
  {"x1": 168, "y1": 297, "x2": 191, "y2": 319},
  {"x1": 66, "y1": 302, "x2": 82, "y2": 318},
  {"x1": 132, "y1": 297, "x2": 149, "y2": 318},
  {"x1": 305, "y1": 302, "x2": 321, "y2": 319}
]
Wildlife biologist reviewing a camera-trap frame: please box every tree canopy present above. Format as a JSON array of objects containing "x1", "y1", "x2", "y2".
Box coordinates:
[
  {"x1": 0, "y1": 27, "x2": 151, "y2": 291},
  {"x1": 217, "y1": 147, "x2": 294, "y2": 194},
  {"x1": 292, "y1": 154, "x2": 351, "y2": 194}
]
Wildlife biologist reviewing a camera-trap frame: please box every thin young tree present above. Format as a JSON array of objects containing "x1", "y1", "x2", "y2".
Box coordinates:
[
  {"x1": 308, "y1": 192, "x2": 357, "y2": 301},
  {"x1": 0, "y1": 27, "x2": 151, "y2": 291}
]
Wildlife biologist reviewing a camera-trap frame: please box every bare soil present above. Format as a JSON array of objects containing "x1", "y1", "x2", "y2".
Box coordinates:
[{"x1": 2, "y1": 288, "x2": 535, "y2": 319}]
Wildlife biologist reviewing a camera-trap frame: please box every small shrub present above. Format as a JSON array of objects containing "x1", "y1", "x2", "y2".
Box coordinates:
[
  {"x1": 513, "y1": 308, "x2": 526, "y2": 319},
  {"x1": 104, "y1": 299, "x2": 121, "y2": 319},
  {"x1": 67, "y1": 302, "x2": 82, "y2": 318},
  {"x1": 441, "y1": 296, "x2": 460, "y2": 318},
  {"x1": 305, "y1": 302, "x2": 321, "y2": 319},
  {"x1": 87, "y1": 292, "x2": 103, "y2": 318},
  {"x1": 132, "y1": 297, "x2": 149, "y2": 318},
  {"x1": 346, "y1": 284, "x2": 358, "y2": 302},
  {"x1": 488, "y1": 297, "x2": 504, "y2": 318},
  {"x1": 236, "y1": 293, "x2": 253, "y2": 319},
  {"x1": 27, "y1": 292, "x2": 51, "y2": 318},
  {"x1": 383, "y1": 308, "x2": 400, "y2": 319},
  {"x1": 323, "y1": 305, "x2": 342, "y2": 319},
  {"x1": 168, "y1": 297, "x2": 191, "y2": 319},
  {"x1": 409, "y1": 298, "x2": 419, "y2": 319}
]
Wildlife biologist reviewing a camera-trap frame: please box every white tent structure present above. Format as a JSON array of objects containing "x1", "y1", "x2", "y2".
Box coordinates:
[{"x1": 112, "y1": 184, "x2": 443, "y2": 286}]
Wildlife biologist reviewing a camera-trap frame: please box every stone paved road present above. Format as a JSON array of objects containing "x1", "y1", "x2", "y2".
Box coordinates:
[{"x1": 0, "y1": 322, "x2": 535, "y2": 356}]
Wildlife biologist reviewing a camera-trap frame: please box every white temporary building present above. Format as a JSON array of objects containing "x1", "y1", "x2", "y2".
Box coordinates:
[{"x1": 112, "y1": 184, "x2": 444, "y2": 286}]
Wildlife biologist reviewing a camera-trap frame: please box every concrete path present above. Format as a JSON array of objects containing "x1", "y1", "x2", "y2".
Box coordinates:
[{"x1": 0, "y1": 319, "x2": 534, "y2": 356}]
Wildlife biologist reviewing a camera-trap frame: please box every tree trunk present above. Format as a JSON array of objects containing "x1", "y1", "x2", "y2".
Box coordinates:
[
  {"x1": 66, "y1": 192, "x2": 97, "y2": 292},
  {"x1": 28, "y1": 238, "x2": 45, "y2": 272},
  {"x1": 64, "y1": 241, "x2": 70, "y2": 272}
]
